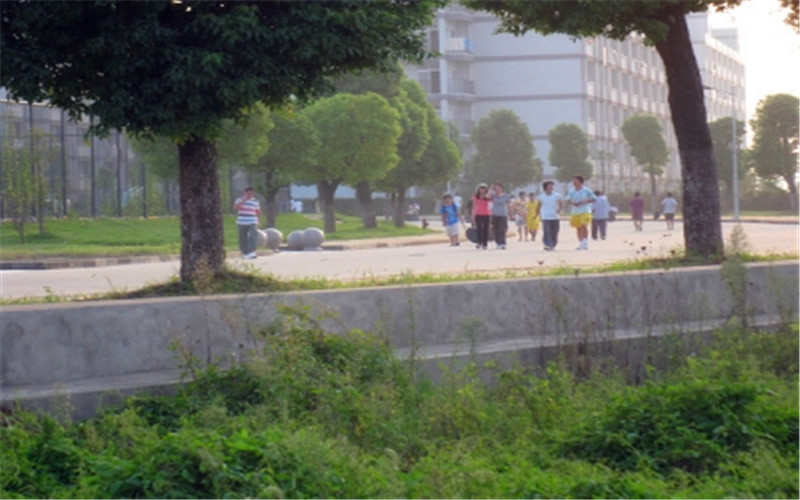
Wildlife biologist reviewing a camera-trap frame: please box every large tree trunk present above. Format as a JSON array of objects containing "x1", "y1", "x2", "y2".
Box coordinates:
[
  {"x1": 393, "y1": 190, "x2": 406, "y2": 228},
  {"x1": 355, "y1": 180, "x2": 377, "y2": 229},
  {"x1": 655, "y1": 6, "x2": 723, "y2": 257},
  {"x1": 178, "y1": 136, "x2": 225, "y2": 282},
  {"x1": 318, "y1": 180, "x2": 339, "y2": 233}
]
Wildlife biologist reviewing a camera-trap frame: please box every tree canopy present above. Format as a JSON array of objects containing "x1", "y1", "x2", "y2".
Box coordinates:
[
  {"x1": 749, "y1": 93, "x2": 799, "y2": 207},
  {"x1": 257, "y1": 108, "x2": 319, "y2": 227},
  {"x1": 468, "y1": 109, "x2": 540, "y2": 189},
  {"x1": 708, "y1": 116, "x2": 747, "y2": 194},
  {"x1": 621, "y1": 114, "x2": 669, "y2": 212},
  {"x1": 463, "y1": 0, "x2": 735, "y2": 256},
  {"x1": 1, "y1": 0, "x2": 444, "y2": 280},
  {"x1": 548, "y1": 123, "x2": 592, "y2": 184},
  {"x1": 300, "y1": 93, "x2": 401, "y2": 233}
]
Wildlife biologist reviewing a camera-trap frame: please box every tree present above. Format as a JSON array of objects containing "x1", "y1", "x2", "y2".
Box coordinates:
[
  {"x1": 548, "y1": 123, "x2": 592, "y2": 184},
  {"x1": 130, "y1": 136, "x2": 179, "y2": 215},
  {"x1": 780, "y1": 0, "x2": 799, "y2": 31},
  {"x1": 464, "y1": 0, "x2": 731, "y2": 256},
  {"x1": 468, "y1": 109, "x2": 540, "y2": 189},
  {"x1": 256, "y1": 108, "x2": 319, "y2": 228},
  {"x1": 1, "y1": 131, "x2": 33, "y2": 243},
  {"x1": 217, "y1": 104, "x2": 273, "y2": 202},
  {"x1": 749, "y1": 93, "x2": 799, "y2": 209},
  {"x1": 708, "y1": 116, "x2": 747, "y2": 206},
  {"x1": 300, "y1": 93, "x2": 401, "y2": 233},
  {"x1": 1, "y1": 0, "x2": 443, "y2": 281},
  {"x1": 377, "y1": 80, "x2": 460, "y2": 227},
  {"x1": 621, "y1": 114, "x2": 669, "y2": 213},
  {"x1": 332, "y1": 65, "x2": 414, "y2": 229}
]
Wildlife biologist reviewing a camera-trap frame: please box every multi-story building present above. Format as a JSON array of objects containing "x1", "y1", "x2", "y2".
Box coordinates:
[{"x1": 404, "y1": 4, "x2": 745, "y2": 195}]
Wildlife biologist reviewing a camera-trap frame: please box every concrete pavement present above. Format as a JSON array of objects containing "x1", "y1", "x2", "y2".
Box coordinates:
[{"x1": 1, "y1": 219, "x2": 797, "y2": 300}]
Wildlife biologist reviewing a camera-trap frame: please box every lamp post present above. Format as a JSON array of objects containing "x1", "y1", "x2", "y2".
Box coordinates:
[{"x1": 730, "y1": 85, "x2": 740, "y2": 221}]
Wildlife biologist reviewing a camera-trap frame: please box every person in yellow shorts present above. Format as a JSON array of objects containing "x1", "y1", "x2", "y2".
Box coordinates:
[
  {"x1": 566, "y1": 175, "x2": 596, "y2": 250},
  {"x1": 526, "y1": 192, "x2": 541, "y2": 242}
]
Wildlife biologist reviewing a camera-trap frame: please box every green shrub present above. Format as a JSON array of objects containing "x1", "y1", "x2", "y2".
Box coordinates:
[{"x1": 1, "y1": 319, "x2": 797, "y2": 499}]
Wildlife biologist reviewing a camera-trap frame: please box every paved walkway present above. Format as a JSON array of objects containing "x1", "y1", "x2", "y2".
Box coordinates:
[{"x1": 1, "y1": 218, "x2": 797, "y2": 300}]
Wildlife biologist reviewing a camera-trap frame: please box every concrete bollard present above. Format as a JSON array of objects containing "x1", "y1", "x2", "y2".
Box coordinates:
[
  {"x1": 287, "y1": 230, "x2": 304, "y2": 250},
  {"x1": 302, "y1": 227, "x2": 325, "y2": 251}
]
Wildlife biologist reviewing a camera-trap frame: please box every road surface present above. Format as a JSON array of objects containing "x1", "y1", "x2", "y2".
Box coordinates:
[{"x1": 1, "y1": 221, "x2": 797, "y2": 300}]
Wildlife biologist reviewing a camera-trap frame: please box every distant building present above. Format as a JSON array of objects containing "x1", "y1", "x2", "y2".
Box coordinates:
[{"x1": 403, "y1": 4, "x2": 745, "y2": 194}]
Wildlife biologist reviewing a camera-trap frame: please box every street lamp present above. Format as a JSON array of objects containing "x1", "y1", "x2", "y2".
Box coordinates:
[
  {"x1": 730, "y1": 85, "x2": 740, "y2": 221},
  {"x1": 703, "y1": 84, "x2": 740, "y2": 221}
]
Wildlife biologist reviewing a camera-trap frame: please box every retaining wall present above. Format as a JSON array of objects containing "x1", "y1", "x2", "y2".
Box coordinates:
[{"x1": 1, "y1": 261, "x2": 797, "y2": 418}]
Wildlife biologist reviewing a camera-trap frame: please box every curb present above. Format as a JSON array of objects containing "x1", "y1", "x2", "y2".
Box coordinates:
[{"x1": 1, "y1": 236, "x2": 447, "y2": 270}]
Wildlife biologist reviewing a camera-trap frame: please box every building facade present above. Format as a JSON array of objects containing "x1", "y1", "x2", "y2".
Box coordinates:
[{"x1": 404, "y1": 4, "x2": 745, "y2": 195}]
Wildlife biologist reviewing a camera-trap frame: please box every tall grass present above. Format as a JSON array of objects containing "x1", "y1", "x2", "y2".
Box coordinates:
[{"x1": 1, "y1": 312, "x2": 797, "y2": 499}]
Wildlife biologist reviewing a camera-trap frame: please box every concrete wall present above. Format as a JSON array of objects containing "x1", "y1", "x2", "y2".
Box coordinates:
[{"x1": 2, "y1": 261, "x2": 797, "y2": 418}]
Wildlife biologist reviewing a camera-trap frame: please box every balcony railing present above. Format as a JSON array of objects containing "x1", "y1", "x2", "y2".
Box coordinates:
[
  {"x1": 448, "y1": 78, "x2": 474, "y2": 94},
  {"x1": 445, "y1": 37, "x2": 473, "y2": 54}
]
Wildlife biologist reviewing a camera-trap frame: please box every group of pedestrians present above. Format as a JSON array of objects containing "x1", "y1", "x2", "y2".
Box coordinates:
[{"x1": 440, "y1": 176, "x2": 680, "y2": 251}]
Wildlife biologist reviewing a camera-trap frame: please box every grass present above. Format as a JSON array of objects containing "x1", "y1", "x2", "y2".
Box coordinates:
[
  {"x1": 2, "y1": 250, "x2": 795, "y2": 306},
  {"x1": 1, "y1": 318, "x2": 797, "y2": 499},
  {"x1": 0, "y1": 213, "x2": 431, "y2": 260}
]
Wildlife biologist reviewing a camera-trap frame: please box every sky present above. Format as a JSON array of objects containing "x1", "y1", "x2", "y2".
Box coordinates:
[{"x1": 708, "y1": 0, "x2": 800, "y2": 129}]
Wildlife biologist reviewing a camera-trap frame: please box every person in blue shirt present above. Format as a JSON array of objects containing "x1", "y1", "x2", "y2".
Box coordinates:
[
  {"x1": 591, "y1": 190, "x2": 610, "y2": 241},
  {"x1": 439, "y1": 193, "x2": 464, "y2": 246},
  {"x1": 566, "y1": 175, "x2": 596, "y2": 250}
]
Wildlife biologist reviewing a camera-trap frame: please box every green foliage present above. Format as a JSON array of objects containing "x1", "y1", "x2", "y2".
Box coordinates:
[
  {"x1": 749, "y1": 94, "x2": 799, "y2": 198},
  {"x1": 217, "y1": 104, "x2": 273, "y2": 172},
  {"x1": 708, "y1": 116, "x2": 748, "y2": 192},
  {"x1": 300, "y1": 94, "x2": 401, "y2": 185},
  {"x1": 0, "y1": 213, "x2": 430, "y2": 260},
  {"x1": 548, "y1": 122, "x2": 593, "y2": 183},
  {"x1": 621, "y1": 114, "x2": 669, "y2": 178},
  {"x1": 565, "y1": 351, "x2": 798, "y2": 477},
  {"x1": 463, "y1": 0, "x2": 741, "y2": 43},
  {"x1": 0, "y1": 129, "x2": 34, "y2": 243},
  {"x1": 468, "y1": 109, "x2": 540, "y2": 189},
  {"x1": 1, "y1": 318, "x2": 797, "y2": 499},
  {"x1": 257, "y1": 108, "x2": 318, "y2": 193},
  {"x1": 1, "y1": 1, "x2": 445, "y2": 141}
]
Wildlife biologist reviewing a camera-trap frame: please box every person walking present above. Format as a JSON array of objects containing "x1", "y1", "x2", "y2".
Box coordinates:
[
  {"x1": 439, "y1": 193, "x2": 464, "y2": 246},
  {"x1": 488, "y1": 182, "x2": 512, "y2": 249},
  {"x1": 471, "y1": 183, "x2": 491, "y2": 250},
  {"x1": 233, "y1": 186, "x2": 261, "y2": 259},
  {"x1": 591, "y1": 190, "x2": 610, "y2": 241},
  {"x1": 510, "y1": 191, "x2": 529, "y2": 241},
  {"x1": 526, "y1": 191, "x2": 541, "y2": 242},
  {"x1": 630, "y1": 192, "x2": 645, "y2": 232},
  {"x1": 566, "y1": 175, "x2": 596, "y2": 250},
  {"x1": 660, "y1": 192, "x2": 678, "y2": 230},
  {"x1": 538, "y1": 180, "x2": 563, "y2": 251}
]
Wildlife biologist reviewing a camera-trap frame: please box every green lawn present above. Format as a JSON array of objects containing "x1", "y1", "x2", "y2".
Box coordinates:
[{"x1": 0, "y1": 213, "x2": 430, "y2": 259}]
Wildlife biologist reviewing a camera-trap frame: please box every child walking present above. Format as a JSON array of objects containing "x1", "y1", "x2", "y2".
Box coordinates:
[{"x1": 440, "y1": 194, "x2": 464, "y2": 246}]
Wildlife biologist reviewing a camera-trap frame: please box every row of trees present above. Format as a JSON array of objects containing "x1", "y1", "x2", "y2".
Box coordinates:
[
  {"x1": 131, "y1": 67, "x2": 461, "y2": 234},
  {"x1": 3, "y1": 0, "x2": 796, "y2": 282},
  {"x1": 465, "y1": 90, "x2": 798, "y2": 217}
]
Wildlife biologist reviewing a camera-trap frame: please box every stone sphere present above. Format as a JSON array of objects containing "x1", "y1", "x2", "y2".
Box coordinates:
[
  {"x1": 264, "y1": 228, "x2": 283, "y2": 250},
  {"x1": 287, "y1": 230, "x2": 304, "y2": 250},
  {"x1": 302, "y1": 227, "x2": 325, "y2": 250},
  {"x1": 256, "y1": 229, "x2": 268, "y2": 247}
]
